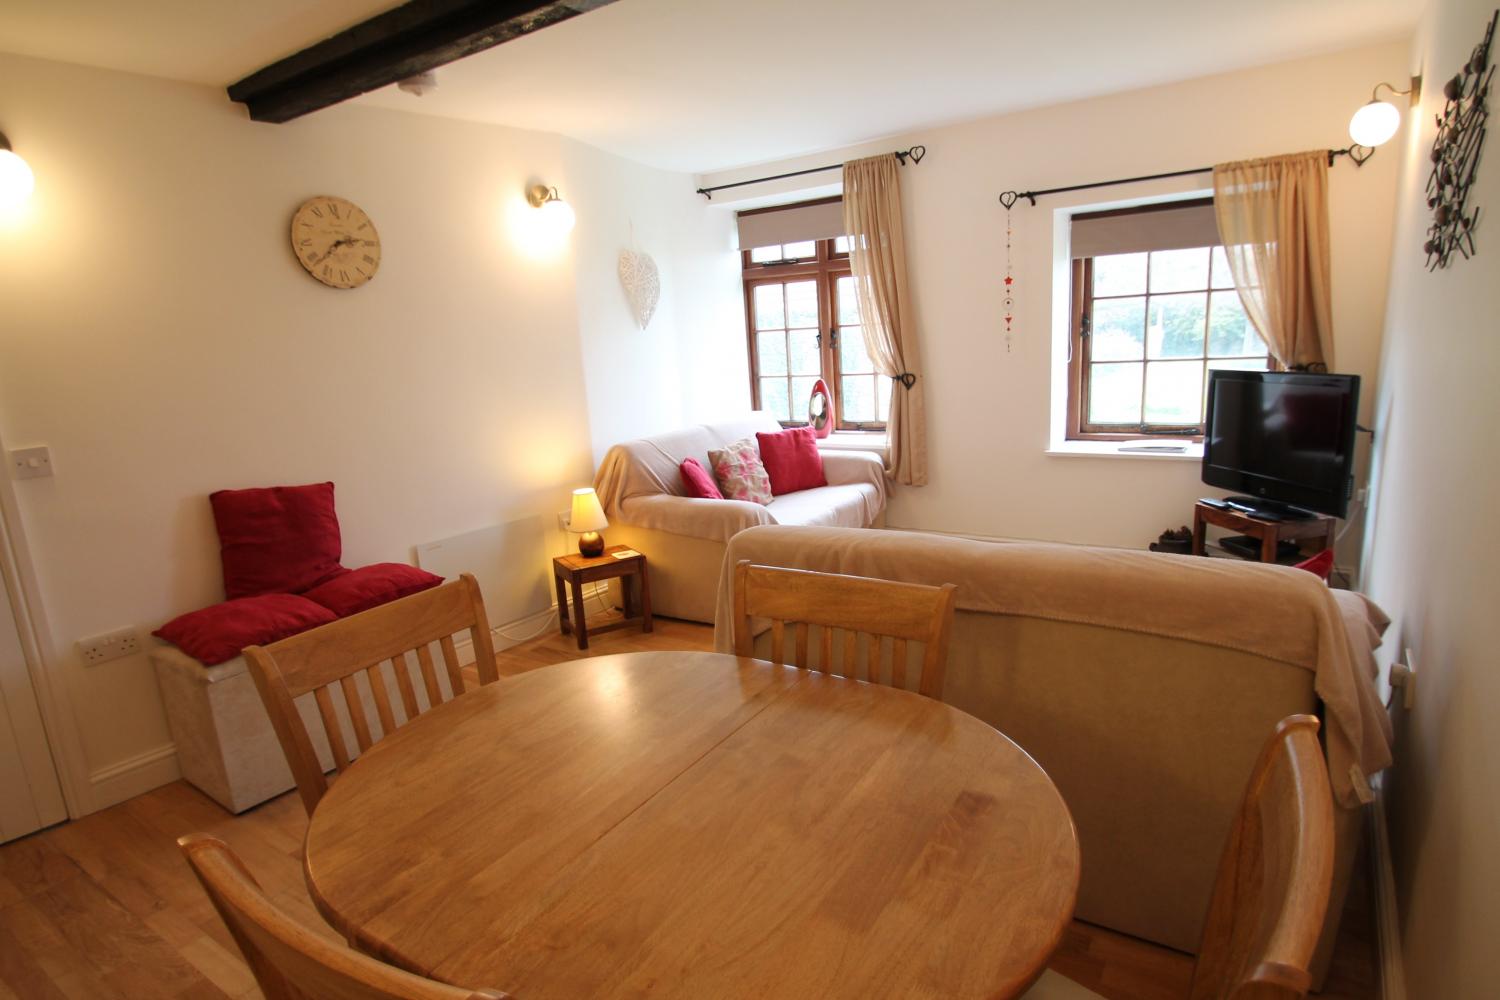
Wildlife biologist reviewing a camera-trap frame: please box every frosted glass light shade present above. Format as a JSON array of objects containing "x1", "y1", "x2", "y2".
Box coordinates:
[
  {"x1": 0, "y1": 148, "x2": 34, "y2": 208},
  {"x1": 1349, "y1": 100, "x2": 1401, "y2": 147},
  {"x1": 569, "y1": 488, "x2": 608, "y2": 533},
  {"x1": 540, "y1": 196, "x2": 575, "y2": 235}
]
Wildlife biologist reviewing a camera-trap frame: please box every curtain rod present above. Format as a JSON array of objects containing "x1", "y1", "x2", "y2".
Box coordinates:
[
  {"x1": 997, "y1": 145, "x2": 1371, "y2": 208},
  {"x1": 696, "y1": 145, "x2": 926, "y2": 200}
]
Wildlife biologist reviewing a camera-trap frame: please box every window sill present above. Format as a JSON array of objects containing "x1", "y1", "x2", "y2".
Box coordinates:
[
  {"x1": 816, "y1": 432, "x2": 888, "y2": 454},
  {"x1": 1046, "y1": 440, "x2": 1203, "y2": 461}
]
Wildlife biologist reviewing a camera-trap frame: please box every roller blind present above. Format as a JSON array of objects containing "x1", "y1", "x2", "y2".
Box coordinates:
[
  {"x1": 1070, "y1": 200, "x2": 1221, "y2": 258},
  {"x1": 736, "y1": 198, "x2": 845, "y2": 250}
]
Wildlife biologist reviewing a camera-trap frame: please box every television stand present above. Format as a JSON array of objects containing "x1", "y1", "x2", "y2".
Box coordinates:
[
  {"x1": 1192, "y1": 500, "x2": 1336, "y2": 563},
  {"x1": 1222, "y1": 495, "x2": 1320, "y2": 521}
]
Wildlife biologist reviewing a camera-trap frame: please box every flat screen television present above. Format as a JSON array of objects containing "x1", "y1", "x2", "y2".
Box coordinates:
[{"x1": 1202, "y1": 370, "x2": 1360, "y2": 519}]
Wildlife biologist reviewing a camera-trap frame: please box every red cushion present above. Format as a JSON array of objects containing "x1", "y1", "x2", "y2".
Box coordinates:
[
  {"x1": 755, "y1": 427, "x2": 828, "y2": 496},
  {"x1": 679, "y1": 457, "x2": 724, "y2": 499},
  {"x1": 152, "y1": 595, "x2": 337, "y2": 666},
  {"x1": 1293, "y1": 549, "x2": 1335, "y2": 581},
  {"x1": 210, "y1": 482, "x2": 344, "y2": 599},
  {"x1": 301, "y1": 563, "x2": 444, "y2": 618}
]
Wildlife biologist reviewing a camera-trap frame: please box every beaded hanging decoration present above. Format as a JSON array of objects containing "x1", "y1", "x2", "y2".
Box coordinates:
[{"x1": 999, "y1": 190, "x2": 1018, "y2": 351}]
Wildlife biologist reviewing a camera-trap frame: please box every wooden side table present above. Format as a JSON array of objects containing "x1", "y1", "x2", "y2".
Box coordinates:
[
  {"x1": 552, "y1": 545, "x2": 652, "y2": 650},
  {"x1": 1191, "y1": 501, "x2": 1336, "y2": 563}
]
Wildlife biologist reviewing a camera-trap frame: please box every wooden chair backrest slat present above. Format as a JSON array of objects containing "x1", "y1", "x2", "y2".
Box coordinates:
[
  {"x1": 179, "y1": 834, "x2": 510, "y2": 1000},
  {"x1": 366, "y1": 665, "x2": 398, "y2": 737},
  {"x1": 390, "y1": 653, "x2": 421, "y2": 719},
  {"x1": 732, "y1": 561, "x2": 957, "y2": 699},
  {"x1": 1188, "y1": 714, "x2": 1335, "y2": 1000},
  {"x1": 415, "y1": 643, "x2": 445, "y2": 708},
  {"x1": 245, "y1": 573, "x2": 498, "y2": 814},
  {"x1": 439, "y1": 635, "x2": 465, "y2": 696}
]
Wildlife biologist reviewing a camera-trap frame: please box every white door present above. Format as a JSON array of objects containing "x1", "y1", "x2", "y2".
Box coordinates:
[{"x1": 0, "y1": 563, "x2": 65, "y2": 843}]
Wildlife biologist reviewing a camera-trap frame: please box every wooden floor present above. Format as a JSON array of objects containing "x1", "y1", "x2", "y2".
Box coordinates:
[{"x1": 0, "y1": 609, "x2": 1377, "y2": 999}]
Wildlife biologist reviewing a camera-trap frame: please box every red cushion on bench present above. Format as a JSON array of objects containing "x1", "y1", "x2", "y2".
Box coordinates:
[
  {"x1": 153, "y1": 595, "x2": 337, "y2": 666},
  {"x1": 301, "y1": 563, "x2": 444, "y2": 618},
  {"x1": 210, "y1": 482, "x2": 344, "y2": 599}
]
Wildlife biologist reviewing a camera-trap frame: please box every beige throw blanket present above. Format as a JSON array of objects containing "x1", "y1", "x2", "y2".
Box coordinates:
[{"x1": 713, "y1": 525, "x2": 1393, "y2": 808}]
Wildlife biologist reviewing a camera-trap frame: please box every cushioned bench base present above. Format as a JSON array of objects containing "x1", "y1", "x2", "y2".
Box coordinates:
[{"x1": 151, "y1": 645, "x2": 336, "y2": 813}]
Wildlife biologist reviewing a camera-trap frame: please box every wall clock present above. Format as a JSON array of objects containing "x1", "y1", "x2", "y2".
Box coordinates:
[{"x1": 290, "y1": 195, "x2": 381, "y2": 289}]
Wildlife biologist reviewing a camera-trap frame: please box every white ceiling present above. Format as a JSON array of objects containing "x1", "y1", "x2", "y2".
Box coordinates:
[{"x1": 2, "y1": 0, "x2": 1419, "y2": 174}]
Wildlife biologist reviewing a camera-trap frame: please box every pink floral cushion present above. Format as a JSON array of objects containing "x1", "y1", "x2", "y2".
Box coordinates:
[{"x1": 707, "y1": 437, "x2": 773, "y2": 505}]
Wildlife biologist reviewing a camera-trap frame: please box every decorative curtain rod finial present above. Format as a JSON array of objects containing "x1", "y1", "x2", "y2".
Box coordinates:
[{"x1": 694, "y1": 144, "x2": 927, "y2": 199}]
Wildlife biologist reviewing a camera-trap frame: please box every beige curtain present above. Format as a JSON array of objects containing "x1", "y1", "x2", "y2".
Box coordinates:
[
  {"x1": 1212, "y1": 150, "x2": 1335, "y2": 370},
  {"x1": 843, "y1": 154, "x2": 927, "y2": 485}
]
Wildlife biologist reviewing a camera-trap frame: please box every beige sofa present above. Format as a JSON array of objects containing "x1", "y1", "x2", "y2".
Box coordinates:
[
  {"x1": 592, "y1": 415, "x2": 886, "y2": 622},
  {"x1": 712, "y1": 525, "x2": 1393, "y2": 985}
]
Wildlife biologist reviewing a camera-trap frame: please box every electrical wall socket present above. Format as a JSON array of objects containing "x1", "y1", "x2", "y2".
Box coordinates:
[
  {"x1": 557, "y1": 509, "x2": 571, "y2": 532},
  {"x1": 77, "y1": 626, "x2": 141, "y2": 666},
  {"x1": 1389, "y1": 648, "x2": 1418, "y2": 710}
]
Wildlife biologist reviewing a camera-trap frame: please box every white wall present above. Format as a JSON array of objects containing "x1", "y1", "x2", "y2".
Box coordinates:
[
  {"x1": 1360, "y1": 0, "x2": 1500, "y2": 994},
  {"x1": 0, "y1": 52, "x2": 736, "y2": 812},
  {"x1": 699, "y1": 42, "x2": 1408, "y2": 559},
  {"x1": 566, "y1": 154, "x2": 749, "y2": 465}
]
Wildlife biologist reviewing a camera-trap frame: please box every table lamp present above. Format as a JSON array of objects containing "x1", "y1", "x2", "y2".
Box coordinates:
[{"x1": 569, "y1": 487, "x2": 609, "y2": 557}]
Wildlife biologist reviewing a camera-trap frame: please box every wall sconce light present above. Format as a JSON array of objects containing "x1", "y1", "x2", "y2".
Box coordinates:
[
  {"x1": 526, "y1": 184, "x2": 576, "y2": 236},
  {"x1": 0, "y1": 130, "x2": 36, "y2": 208},
  {"x1": 1349, "y1": 76, "x2": 1422, "y2": 148}
]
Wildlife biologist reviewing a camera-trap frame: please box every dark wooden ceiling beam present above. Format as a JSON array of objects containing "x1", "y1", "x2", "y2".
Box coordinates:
[{"x1": 227, "y1": 0, "x2": 620, "y2": 123}]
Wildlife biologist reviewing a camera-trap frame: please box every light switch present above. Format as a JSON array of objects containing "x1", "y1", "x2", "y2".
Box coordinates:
[{"x1": 10, "y1": 446, "x2": 52, "y2": 480}]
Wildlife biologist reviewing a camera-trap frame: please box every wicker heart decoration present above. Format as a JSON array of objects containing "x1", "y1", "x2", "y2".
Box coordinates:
[{"x1": 618, "y1": 249, "x2": 661, "y2": 329}]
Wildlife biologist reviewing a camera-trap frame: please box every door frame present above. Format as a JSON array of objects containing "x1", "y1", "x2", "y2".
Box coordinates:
[{"x1": 0, "y1": 427, "x2": 85, "y2": 820}]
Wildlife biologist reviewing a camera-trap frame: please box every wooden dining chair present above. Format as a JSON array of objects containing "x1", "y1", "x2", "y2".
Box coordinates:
[
  {"x1": 179, "y1": 833, "x2": 510, "y2": 1000},
  {"x1": 245, "y1": 573, "x2": 497, "y2": 814},
  {"x1": 732, "y1": 560, "x2": 958, "y2": 699},
  {"x1": 1024, "y1": 714, "x2": 1335, "y2": 1000}
]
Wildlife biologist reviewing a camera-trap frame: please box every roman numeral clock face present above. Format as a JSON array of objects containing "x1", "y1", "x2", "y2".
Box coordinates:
[{"x1": 290, "y1": 196, "x2": 381, "y2": 289}]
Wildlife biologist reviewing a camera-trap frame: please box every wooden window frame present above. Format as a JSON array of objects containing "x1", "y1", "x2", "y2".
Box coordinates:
[
  {"x1": 1066, "y1": 208, "x2": 1271, "y2": 441},
  {"x1": 741, "y1": 224, "x2": 886, "y2": 432}
]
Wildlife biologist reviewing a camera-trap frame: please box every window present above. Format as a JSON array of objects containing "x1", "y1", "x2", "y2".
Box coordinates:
[
  {"x1": 741, "y1": 208, "x2": 888, "y2": 431},
  {"x1": 1067, "y1": 201, "x2": 1269, "y2": 439}
]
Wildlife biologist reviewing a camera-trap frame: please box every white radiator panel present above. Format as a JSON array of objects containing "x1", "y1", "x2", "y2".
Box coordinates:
[{"x1": 415, "y1": 516, "x2": 553, "y2": 628}]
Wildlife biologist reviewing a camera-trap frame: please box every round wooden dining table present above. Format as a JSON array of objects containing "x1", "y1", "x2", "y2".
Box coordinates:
[{"x1": 303, "y1": 651, "x2": 1080, "y2": 1000}]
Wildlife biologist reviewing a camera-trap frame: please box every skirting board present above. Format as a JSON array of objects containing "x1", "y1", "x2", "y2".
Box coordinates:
[
  {"x1": 86, "y1": 742, "x2": 180, "y2": 813},
  {"x1": 1370, "y1": 775, "x2": 1407, "y2": 1000}
]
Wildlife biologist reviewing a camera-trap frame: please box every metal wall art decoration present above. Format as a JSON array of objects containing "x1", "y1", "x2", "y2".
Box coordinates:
[
  {"x1": 1426, "y1": 9, "x2": 1497, "y2": 269},
  {"x1": 618, "y1": 248, "x2": 661, "y2": 329}
]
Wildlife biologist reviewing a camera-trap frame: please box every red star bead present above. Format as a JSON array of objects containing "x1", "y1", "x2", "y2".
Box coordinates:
[{"x1": 1003, "y1": 276, "x2": 1013, "y2": 285}]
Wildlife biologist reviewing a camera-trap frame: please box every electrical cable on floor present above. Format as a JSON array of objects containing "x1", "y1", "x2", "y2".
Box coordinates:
[
  {"x1": 1335, "y1": 497, "x2": 1365, "y2": 543},
  {"x1": 492, "y1": 608, "x2": 559, "y2": 643}
]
